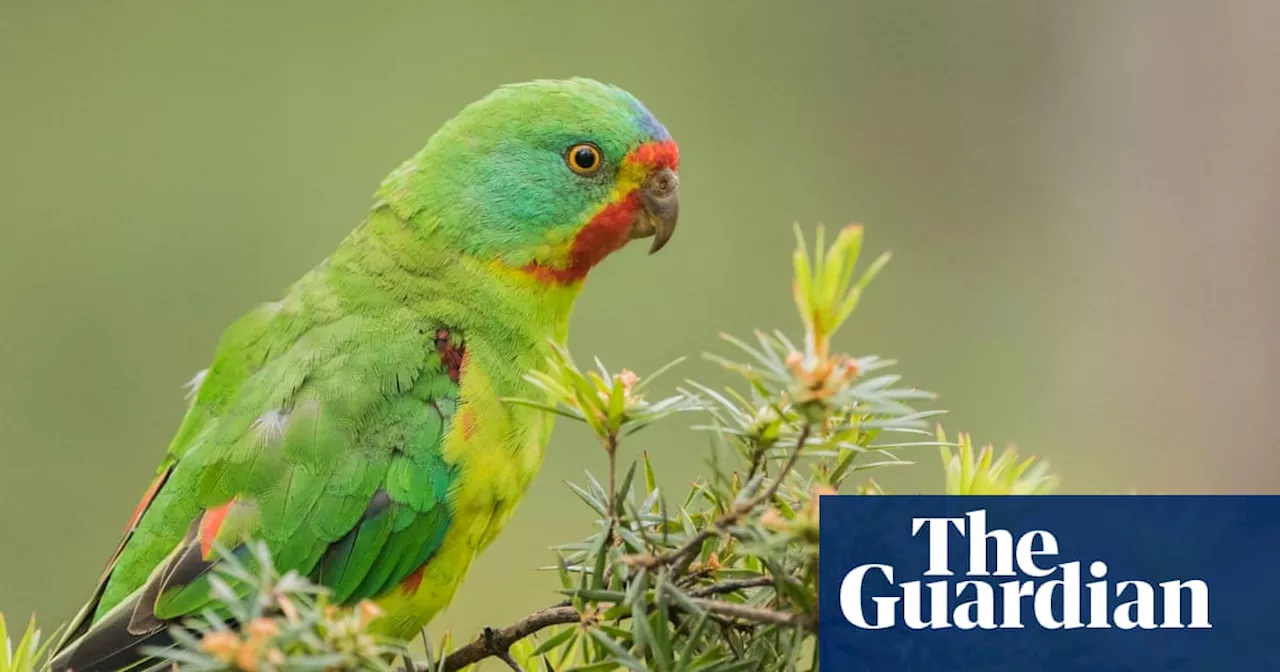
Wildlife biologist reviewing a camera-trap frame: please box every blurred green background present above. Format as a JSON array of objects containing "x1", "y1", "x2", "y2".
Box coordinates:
[{"x1": 3, "y1": 0, "x2": 1278, "y2": 648}]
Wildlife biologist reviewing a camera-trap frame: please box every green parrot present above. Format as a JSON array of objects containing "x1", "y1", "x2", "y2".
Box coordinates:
[{"x1": 49, "y1": 77, "x2": 680, "y2": 672}]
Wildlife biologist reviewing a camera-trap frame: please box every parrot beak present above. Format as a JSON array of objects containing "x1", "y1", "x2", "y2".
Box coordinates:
[{"x1": 633, "y1": 167, "x2": 679, "y2": 254}]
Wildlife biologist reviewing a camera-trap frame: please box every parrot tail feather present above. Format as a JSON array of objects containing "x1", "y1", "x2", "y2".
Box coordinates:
[
  {"x1": 47, "y1": 604, "x2": 173, "y2": 672},
  {"x1": 50, "y1": 518, "x2": 226, "y2": 672}
]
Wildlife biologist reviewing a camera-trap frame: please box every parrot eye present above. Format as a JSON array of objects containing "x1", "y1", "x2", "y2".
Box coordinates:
[{"x1": 566, "y1": 143, "x2": 603, "y2": 175}]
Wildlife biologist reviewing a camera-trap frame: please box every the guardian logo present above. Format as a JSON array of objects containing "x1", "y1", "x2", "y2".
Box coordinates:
[{"x1": 840, "y1": 509, "x2": 1212, "y2": 631}]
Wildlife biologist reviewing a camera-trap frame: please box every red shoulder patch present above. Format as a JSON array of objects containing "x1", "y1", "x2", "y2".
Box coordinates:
[{"x1": 434, "y1": 328, "x2": 465, "y2": 383}]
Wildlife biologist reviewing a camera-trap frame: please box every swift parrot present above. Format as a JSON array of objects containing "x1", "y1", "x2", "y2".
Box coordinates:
[{"x1": 49, "y1": 78, "x2": 680, "y2": 672}]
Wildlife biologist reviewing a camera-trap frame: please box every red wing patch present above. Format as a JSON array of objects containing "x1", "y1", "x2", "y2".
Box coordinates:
[
  {"x1": 97, "y1": 465, "x2": 174, "y2": 582},
  {"x1": 124, "y1": 467, "x2": 172, "y2": 533},
  {"x1": 198, "y1": 501, "x2": 236, "y2": 559}
]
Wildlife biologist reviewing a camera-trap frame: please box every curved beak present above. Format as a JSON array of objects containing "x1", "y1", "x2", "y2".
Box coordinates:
[{"x1": 632, "y1": 167, "x2": 680, "y2": 254}]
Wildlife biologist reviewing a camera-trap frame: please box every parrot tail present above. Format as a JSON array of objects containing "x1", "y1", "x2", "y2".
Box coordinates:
[
  {"x1": 50, "y1": 518, "x2": 218, "y2": 672},
  {"x1": 47, "y1": 606, "x2": 173, "y2": 672}
]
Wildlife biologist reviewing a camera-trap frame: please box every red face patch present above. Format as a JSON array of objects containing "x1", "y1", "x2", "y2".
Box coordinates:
[
  {"x1": 522, "y1": 191, "x2": 643, "y2": 284},
  {"x1": 521, "y1": 139, "x2": 680, "y2": 284}
]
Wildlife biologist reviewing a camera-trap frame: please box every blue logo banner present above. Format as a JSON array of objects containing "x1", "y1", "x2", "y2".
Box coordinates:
[{"x1": 818, "y1": 495, "x2": 1280, "y2": 671}]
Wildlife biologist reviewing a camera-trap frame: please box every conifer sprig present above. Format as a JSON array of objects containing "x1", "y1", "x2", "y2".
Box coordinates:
[{"x1": 6, "y1": 225, "x2": 1060, "y2": 672}]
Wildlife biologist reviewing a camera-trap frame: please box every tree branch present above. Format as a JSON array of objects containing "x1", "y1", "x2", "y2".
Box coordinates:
[
  {"x1": 744, "y1": 439, "x2": 767, "y2": 483},
  {"x1": 635, "y1": 422, "x2": 814, "y2": 572},
  {"x1": 689, "y1": 576, "x2": 775, "y2": 598},
  {"x1": 605, "y1": 431, "x2": 619, "y2": 520},
  {"x1": 425, "y1": 574, "x2": 796, "y2": 671},
  {"x1": 689, "y1": 597, "x2": 813, "y2": 630},
  {"x1": 428, "y1": 606, "x2": 580, "y2": 672},
  {"x1": 745, "y1": 423, "x2": 811, "y2": 512}
]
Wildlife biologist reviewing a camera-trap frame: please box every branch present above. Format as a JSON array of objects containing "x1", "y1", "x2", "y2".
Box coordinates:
[
  {"x1": 637, "y1": 422, "x2": 814, "y2": 572},
  {"x1": 689, "y1": 576, "x2": 775, "y2": 598},
  {"x1": 744, "y1": 439, "x2": 767, "y2": 483},
  {"x1": 689, "y1": 597, "x2": 814, "y2": 630},
  {"x1": 426, "y1": 575, "x2": 795, "y2": 671},
  {"x1": 745, "y1": 422, "x2": 811, "y2": 511},
  {"x1": 428, "y1": 606, "x2": 580, "y2": 672},
  {"x1": 605, "y1": 431, "x2": 619, "y2": 520}
]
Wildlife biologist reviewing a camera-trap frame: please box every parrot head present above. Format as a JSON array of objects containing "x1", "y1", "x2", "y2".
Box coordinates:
[{"x1": 378, "y1": 78, "x2": 679, "y2": 284}]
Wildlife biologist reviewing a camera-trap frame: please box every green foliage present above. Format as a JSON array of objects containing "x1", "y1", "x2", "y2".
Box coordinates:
[
  {"x1": 938, "y1": 428, "x2": 1059, "y2": 495},
  {"x1": 147, "y1": 542, "x2": 407, "y2": 672},
  {"x1": 0, "y1": 614, "x2": 59, "y2": 672},
  {"x1": 7, "y1": 224, "x2": 1060, "y2": 671}
]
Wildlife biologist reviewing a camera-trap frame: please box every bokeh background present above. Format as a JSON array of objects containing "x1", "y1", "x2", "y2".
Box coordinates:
[{"x1": 3, "y1": 0, "x2": 1278, "y2": 650}]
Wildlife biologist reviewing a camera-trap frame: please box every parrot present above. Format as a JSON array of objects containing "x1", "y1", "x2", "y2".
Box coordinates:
[{"x1": 48, "y1": 77, "x2": 680, "y2": 672}]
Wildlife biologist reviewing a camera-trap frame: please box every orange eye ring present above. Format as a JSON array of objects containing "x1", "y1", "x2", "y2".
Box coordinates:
[{"x1": 566, "y1": 143, "x2": 603, "y2": 175}]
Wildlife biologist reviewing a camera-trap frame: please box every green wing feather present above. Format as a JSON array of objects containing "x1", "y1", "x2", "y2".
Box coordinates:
[{"x1": 60, "y1": 288, "x2": 461, "y2": 660}]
